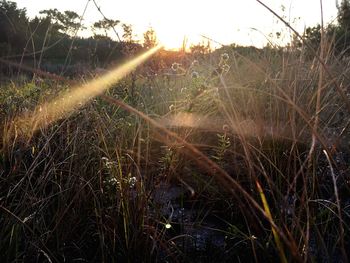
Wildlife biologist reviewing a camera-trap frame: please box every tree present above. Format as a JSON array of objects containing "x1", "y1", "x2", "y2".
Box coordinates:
[
  {"x1": 143, "y1": 27, "x2": 157, "y2": 49},
  {"x1": 93, "y1": 18, "x2": 120, "y2": 37},
  {"x1": 60, "y1": 10, "x2": 82, "y2": 34},
  {"x1": 297, "y1": 1, "x2": 350, "y2": 56},
  {"x1": 122, "y1": 23, "x2": 133, "y2": 43},
  {"x1": 0, "y1": 0, "x2": 28, "y2": 55},
  {"x1": 190, "y1": 41, "x2": 211, "y2": 55},
  {"x1": 39, "y1": 9, "x2": 81, "y2": 34},
  {"x1": 334, "y1": 0, "x2": 350, "y2": 53},
  {"x1": 338, "y1": 0, "x2": 350, "y2": 30}
]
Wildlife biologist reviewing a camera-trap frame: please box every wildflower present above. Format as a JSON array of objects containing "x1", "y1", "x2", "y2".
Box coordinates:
[
  {"x1": 221, "y1": 53, "x2": 229, "y2": 61},
  {"x1": 171, "y1": 62, "x2": 180, "y2": 72},
  {"x1": 222, "y1": 64, "x2": 230, "y2": 73},
  {"x1": 109, "y1": 177, "x2": 118, "y2": 184},
  {"x1": 103, "y1": 176, "x2": 119, "y2": 189},
  {"x1": 102, "y1": 157, "x2": 117, "y2": 169},
  {"x1": 191, "y1": 71, "x2": 199, "y2": 79},
  {"x1": 165, "y1": 223, "x2": 172, "y2": 229},
  {"x1": 128, "y1": 176, "x2": 137, "y2": 188}
]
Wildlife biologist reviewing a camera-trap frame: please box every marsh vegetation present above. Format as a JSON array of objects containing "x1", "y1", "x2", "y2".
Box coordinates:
[{"x1": 1, "y1": 1, "x2": 350, "y2": 262}]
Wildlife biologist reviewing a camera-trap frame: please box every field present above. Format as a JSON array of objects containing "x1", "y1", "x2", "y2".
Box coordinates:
[
  {"x1": 1, "y1": 44, "x2": 349, "y2": 262},
  {"x1": 1, "y1": 1, "x2": 350, "y2": 262}
]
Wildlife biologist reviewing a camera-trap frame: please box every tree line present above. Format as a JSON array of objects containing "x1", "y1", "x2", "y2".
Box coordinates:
[
  {"x1": 0, "y1": 0, "x2": 159, "y2": 72},
  {"x1": 293, "y1": 0, "x2": 350, "y2": 57},
  {"x1": 2, "y1": 0, "x2": 350, "y2": 75}
]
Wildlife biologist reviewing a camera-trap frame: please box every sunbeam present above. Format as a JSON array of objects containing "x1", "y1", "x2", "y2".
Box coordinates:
[{"x1": 13, "y1": 45, "x2": 162, "y2": 137}]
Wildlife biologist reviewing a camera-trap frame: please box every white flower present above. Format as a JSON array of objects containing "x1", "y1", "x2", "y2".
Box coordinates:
[
  {"x1": 222, "y1": 64, "x2": 230, "y2": 73},
  {"x1": 128, "y1": 176, "x2": 137, "y2": 188},
  {"x1": 171, "y1": 63, "x2": 180, "y2": 72},
  {"x1": 221, "y1": 53, "x2": 229, "y2": 61}
]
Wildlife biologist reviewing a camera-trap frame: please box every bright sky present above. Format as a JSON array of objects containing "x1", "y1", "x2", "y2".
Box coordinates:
[{"x1": 13, "y1": 0, "x2": 338, "y2": 49}]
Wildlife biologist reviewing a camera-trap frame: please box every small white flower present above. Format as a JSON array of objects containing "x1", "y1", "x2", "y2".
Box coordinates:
[
  {"x1": 128, "y1": 176, "x2": 137, "y2": 188},
  {"x1": 171, "y1": 63, "x2": 180, "y2": 72},
  {"x1": 221, "y1": 53, "x2": 229, "y2": 61},
  {"x1": 222, "y1": 64, "x2": 230, "y2": 73}
]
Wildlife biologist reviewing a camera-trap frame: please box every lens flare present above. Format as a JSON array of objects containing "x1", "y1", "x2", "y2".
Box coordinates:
[{"x1": 14, "y1": 45, "x2": 162, "y2": 137}]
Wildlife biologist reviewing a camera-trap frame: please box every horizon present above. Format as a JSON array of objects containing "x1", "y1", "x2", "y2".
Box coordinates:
[{"x1": 13, "y1": 0, "x2": 338, "y2": 50}]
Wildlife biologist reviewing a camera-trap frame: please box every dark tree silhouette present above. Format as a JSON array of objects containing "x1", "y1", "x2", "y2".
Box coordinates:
[{"x1": 0, "y1": 0, "x2": 28, "y2": 55}]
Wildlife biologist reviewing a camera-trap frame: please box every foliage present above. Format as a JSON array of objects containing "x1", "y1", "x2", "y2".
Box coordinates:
[
  {"x1": 93, "y1": 18, "x2": 120, "y2": 37},
  {"x1": 39, "y1": 9, "x2": 81, "y2": 34},
  {"x1": 1, "y1": 1, "x2": 350, "y2": 262},
  {"x1": 0, "y1": 0, "x2": 143, "y2": 69},
  {"x1": 190, "y1": 41, "x2": 211, "y2": 55},
  {"x1": 299, "y1": 0, "x2": 350, "y2": 55},
  {"x1": 0, "y1": 0, "x2": 28, "y2": 55},
  {"x1": 143, "y1": 27, "x2": 157, "y2": 49}
]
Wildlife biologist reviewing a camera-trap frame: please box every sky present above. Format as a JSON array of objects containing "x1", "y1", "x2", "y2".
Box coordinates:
[{"x1": 13, "y1": 0, "x2": 339, "y2": 49}]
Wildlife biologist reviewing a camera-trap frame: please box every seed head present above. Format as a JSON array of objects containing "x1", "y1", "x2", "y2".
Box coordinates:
[
  {"x1": 222, "y1": 64, "x2": 230, "y2": 73},
  {"x1": 221, "y1": 53, "x2": 229, "y2": 61},
  {"x1": 191, "y1": 71, "x2": 199, "y2": 79},
  {"x1": 171, "y1": 62, "x2": 180, "y2": 72},
  {"x1": 128, "y1": 176, "x2": 137, "y2": 188}
]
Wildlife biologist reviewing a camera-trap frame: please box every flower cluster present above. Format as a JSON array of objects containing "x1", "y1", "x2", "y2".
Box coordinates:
[
  {"x1": 218, "y1": 53, "x2": 230, "y2": 75},
  {"x1": 171, "y1": 62, "x2": 180, "y2": 72},
  {"x1": 101, "y1": 157, "x2": 138, "y2": 190}
]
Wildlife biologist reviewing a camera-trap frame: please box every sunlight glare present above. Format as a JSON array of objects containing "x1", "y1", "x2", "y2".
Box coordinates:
[{"x1": 14, "y1": 45, "x2": 162, "y2": 137}]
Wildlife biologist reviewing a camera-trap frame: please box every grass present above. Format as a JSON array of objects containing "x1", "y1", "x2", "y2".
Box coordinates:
[{"x1": 1, "y1": 38, "x2": 350, "y2": 262}]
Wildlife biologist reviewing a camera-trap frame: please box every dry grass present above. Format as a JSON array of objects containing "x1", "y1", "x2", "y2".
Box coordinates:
[{"x1": 1, "y1": 33, "x2": 350, "y2": 262}]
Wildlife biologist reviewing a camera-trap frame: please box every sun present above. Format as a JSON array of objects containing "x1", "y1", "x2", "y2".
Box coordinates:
[
  {"x1": 157, "y1": 33, "x2": 190, "y2": 51},
  {"x1": 153, "y1": 23, "x2": 206, "y2": 51},
  {"x1": 146, "y1": 3, "x2": 209, "y2": 50},
  {"x1": 151, "y1": 22, "x2": 191, "y2": 50}
]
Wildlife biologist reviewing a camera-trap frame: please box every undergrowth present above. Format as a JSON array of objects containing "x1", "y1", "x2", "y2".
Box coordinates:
[{"x1": 1, "y1": 40, "x2": 350, "y2": 262}]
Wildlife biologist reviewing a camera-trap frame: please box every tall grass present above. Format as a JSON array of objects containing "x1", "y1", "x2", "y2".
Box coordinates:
[{"x1": 1, "y1": 27, "x2": 350, "y2": 262}]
